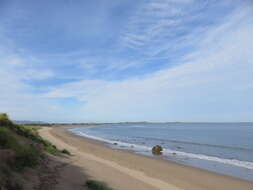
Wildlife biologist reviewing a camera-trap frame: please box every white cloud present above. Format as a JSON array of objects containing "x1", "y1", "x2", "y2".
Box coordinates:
[
  {"x1": 120, "y1": 0, "x2": 245, "y2": 62},
  {"x1": 1, "y1": 0, "x2": 252, "y2": 122},
  {"x1": 44, "y1": 4, "x2": 253, "y2": 122},
  {"x1": 0, "y1": 42, "x2": 59, "y2": 121}
]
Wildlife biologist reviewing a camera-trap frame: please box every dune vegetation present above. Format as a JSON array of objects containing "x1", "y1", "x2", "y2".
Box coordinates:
[
  {"x1": 86, "y1": 180, "x2": 114, "y2": 190},
  {"x1": 0, "y1": 113, "x2": 70, "y2": 189},
  {"x1": 0, "y1": 113, "x2": 113, "y2": 190}
]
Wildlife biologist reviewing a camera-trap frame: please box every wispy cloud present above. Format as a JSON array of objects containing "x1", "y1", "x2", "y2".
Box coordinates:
[
  {"x1": 45, "y1": 4, "x2": 253, "y2": 122},
  {"x1": 0, "y1": 29, "x2": 58, "y2": 121},
  {"x1": 0, "y1": 0, "x2": 252, "y2": 122},
  {"x1": 120, "y1": 0, "x2": 242, "y2": 61}
]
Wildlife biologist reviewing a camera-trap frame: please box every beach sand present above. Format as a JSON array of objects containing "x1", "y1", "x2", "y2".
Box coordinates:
[{"x1": 39, "y1": 127, "x2": 253, "y2": 190}]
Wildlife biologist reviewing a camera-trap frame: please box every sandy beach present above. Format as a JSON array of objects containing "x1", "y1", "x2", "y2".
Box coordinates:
[{"x1": 39, "y1": 127, "x2": 253, "y2": 190}]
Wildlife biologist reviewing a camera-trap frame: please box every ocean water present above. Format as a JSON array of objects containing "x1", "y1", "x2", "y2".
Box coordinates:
[{"x1": 67, "y1": 123, "x2": 253, "y2": 181}]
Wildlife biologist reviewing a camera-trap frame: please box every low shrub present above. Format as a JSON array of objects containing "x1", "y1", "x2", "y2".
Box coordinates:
[
  {"x1": 0, "y1": 128, "x2": 17, "y2": 149},
  {"x1": 22, "y1": 125, "x2": 41, "y2": 131},
  {"x1": 0, "y1": 128, "x2": 41, "y2": 171},
  {"x1": 14, "y1": 144, "x2": 41, "y2": 171},
  {"x1": 61, "y1": 149, "x2": 71, "y2": 155},
  {"x1": 86, "y1": 180, "x2": 113, "y2": 190},
  {"x1": 0, "y1": 113, "x2": 13, "y2": 126},
  {"x1": 0, "y1": 114, "x2": 70, "y2": 156},
  {"x1": 45, "y1": 144, "x2": 61, "y2": 155}
]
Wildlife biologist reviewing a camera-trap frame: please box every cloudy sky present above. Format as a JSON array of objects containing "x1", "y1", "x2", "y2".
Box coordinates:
[{"x1": 0, "y1": 0, "x2": 253, "y2": 122}]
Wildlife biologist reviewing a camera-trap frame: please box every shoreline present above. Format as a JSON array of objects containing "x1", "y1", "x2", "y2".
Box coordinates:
[
  {"x1": 39, "y1": 127, "x2": 253, "y2": 190},
  {"x1": 65, "y1": 127, "x2": 253, "y2": 182}
]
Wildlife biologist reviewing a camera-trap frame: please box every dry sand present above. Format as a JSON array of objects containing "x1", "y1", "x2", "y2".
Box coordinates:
[{"x1": 39, "y1": 127, "x2": 253, "y2": 190}]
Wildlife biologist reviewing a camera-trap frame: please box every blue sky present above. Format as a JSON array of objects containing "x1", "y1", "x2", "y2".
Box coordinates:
[{"x1": 0, "y1": 0, "x2": 253, "y2": 122}]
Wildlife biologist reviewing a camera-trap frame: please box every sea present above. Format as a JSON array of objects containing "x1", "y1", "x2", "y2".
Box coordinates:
[{"x1": 67, "y1": 122, "x2": 253, "y2": 181}]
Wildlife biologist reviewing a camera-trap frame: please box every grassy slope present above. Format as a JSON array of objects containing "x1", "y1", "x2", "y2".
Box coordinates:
[
  {"x1": 0, "y1": 113, "x2": 113, "y2": 190},
  {"x1": 0, "y1": 114, "x2": 70, "y2": 190}
]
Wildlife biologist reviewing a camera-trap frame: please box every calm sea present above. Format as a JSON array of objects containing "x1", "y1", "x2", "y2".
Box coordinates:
[{"x1": 67, "y1": 123, "x2": 253, "y2": 181}]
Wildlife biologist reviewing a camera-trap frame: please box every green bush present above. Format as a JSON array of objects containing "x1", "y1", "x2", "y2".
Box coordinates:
[
  {"x1": 0, "y1": 113, "x2": 13, "y2": 126},
  {"x1": 14, "y1": 144, "x2": 41, "y2": 171},
  {"x1": 61, "y1": 149, "x2": 71, "y2": 155},
  {"x1": 0, "y1": 127, "x2": 41, "y2": 171},
  {"x1": 45, "y1": 144, "x2": 61, "y2": 155},
  {"x1": 22, "y1": 125, "x2": 41, "y2": 131},
  {"x1": 0, "y1": 128, "x2": 19, "y2": 149},
  {"x1": 0, "y1": 114, "x2": 70, "y2": 156},
  {"x1": 86, "y1": 180, "x2": 113, "y2": 190}
]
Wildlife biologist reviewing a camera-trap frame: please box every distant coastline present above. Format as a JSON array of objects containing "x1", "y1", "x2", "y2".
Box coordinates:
[{"x1": 15, "y1": 120, "x2": 253, "y2": 127}]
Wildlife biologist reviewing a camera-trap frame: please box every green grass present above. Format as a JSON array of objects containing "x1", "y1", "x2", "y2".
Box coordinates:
[
  {"x1": 0, "y1": 113, "x2": 70, "y2": 156},
  {"x1": 18, "y1": 124, "x2": 70, "y2": 156},
  {"x1": 0, "y1": 113, "x2": 71, "y2": 189},
  {"x1": 45, "y1": 143, "x2": 61, "y2": 155},
  {"x1": 61, "y1": 149, "x2": 71, "y2": 155},
  {"x1": 14, "y1": 144, "x2": 41, "y2": 171},
  {"x1": 0, "y1": 127, "x2": 17, "y2": 148},
  {"x1": 0, "y1": 127, "x2": 41, "y2": 171},
  {"x1": 22, "y1": 125, "x2": 42, "y2": 131},
  {"x1": 0, "y1": 113, "x2": 13, "y2": 126},
  {"x1": 86, "y1": 180, "x2": 113, "y2": 190}
]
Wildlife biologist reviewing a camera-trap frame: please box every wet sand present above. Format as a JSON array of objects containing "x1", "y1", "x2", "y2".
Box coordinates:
[{"x1": 39, "y1": 127, "x2": 253, "y2": 190}]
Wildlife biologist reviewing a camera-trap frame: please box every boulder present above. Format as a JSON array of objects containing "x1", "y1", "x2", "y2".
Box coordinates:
[{"x1": 152, "y1": 145, "x2": 163, "y2": 155}]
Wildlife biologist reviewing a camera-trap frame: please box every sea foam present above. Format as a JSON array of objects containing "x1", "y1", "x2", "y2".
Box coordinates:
[{"x1": 69, "y1": 129, "x2": 253, "y2": 170}]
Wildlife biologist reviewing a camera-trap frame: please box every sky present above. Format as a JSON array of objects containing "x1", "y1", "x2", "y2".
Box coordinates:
[{"x1": 0, "y1": 0, "x2": 253, "y2": 123}]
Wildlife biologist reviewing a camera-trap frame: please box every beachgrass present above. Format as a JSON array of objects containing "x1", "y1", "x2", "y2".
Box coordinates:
[
  {"x1": 0, "y1": 113, "x2": 71, "y2": 189},
  {"x1": 86, "y1": 180, "x2": 114, "y2": 190}
]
